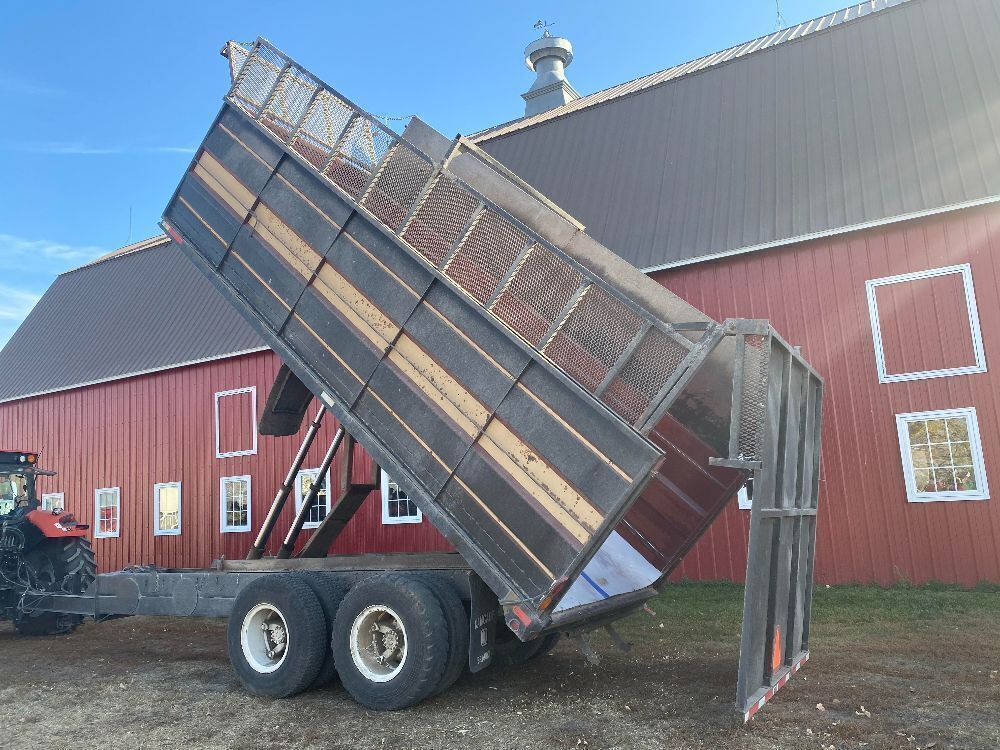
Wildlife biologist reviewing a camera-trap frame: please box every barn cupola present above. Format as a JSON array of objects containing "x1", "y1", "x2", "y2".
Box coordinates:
[{"x1": 521, "y1": 24, "x2": 580, "y2": 117}]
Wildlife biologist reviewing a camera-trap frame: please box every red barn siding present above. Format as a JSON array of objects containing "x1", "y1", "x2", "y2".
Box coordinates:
[
  {"x1": 659, "y1": 203, "x2": 1000, "y2": 586},
  {"x1": 0, "y1": 350, "x2": 449, "y2": 573},
  {"x1": 4, "y1": 204, "x2": 1000, "y2": 585}
]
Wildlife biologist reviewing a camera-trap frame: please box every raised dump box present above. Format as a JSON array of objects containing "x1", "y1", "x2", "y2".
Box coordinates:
[{"x1": 155, "y1": 38, "x2": 823, "y2": 718}]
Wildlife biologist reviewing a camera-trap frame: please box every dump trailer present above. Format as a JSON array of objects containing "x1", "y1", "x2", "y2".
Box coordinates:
[{"x1": 23, "y1": 39, "x2": 822, "y2": 719}]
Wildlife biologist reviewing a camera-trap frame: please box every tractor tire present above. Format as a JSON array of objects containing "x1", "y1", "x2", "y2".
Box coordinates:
[
  {"x1": 295, "y1": 572, "x2": 348, "y2": 690},
  {"x1": 332, "y1": 573, "x2": 448, "y2": 711},
  {"x1": 418, "y1": 574, "x2": 469, "y2": 696},
  {"x1": 227, "y1": 574, "x2": 328, "y2": 698},
  {"x1": 15, "y1": 537, "x2": 96, "y2": 636}
]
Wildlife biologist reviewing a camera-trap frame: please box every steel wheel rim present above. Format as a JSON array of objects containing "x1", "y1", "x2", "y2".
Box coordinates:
[
  {"x1": 350, "y1": 604, "x2": 407, "y2": 682},
  {"x1": 241, "y1": 602, "x2": 290, "y2": 674}
]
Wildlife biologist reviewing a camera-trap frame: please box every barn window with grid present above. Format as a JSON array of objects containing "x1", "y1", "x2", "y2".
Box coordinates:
[
  {"x1": 895, "y1": 408, "x2": 989, "y2": 503},
  {"x1": 221, "y1": 475, "x2": 252, "y2": 533},
  {"x1": 153, "y1": 482, "x2": 182, "y2": 536},
  {"x1": 381, "y1": 475, "x2": 421, "y2": 525},
  {"x1": 94, "y1": 487, "x2": 121, "y2": 538},
  {"x1": 295, "y1": 469, "x2": 329, "y2": 529}
]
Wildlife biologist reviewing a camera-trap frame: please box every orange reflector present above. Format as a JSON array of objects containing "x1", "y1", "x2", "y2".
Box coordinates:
[
  {"x1": 772, "y1": 626, "x2": 783, "y2": 671},
  {"x1": 27, "y1": 454, "x2": 36, "y2": 464}
]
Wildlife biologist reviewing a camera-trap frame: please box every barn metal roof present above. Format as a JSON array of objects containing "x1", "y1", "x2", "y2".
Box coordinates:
[
  {"x1": 0, "y1": 236, "x2": 265, "y2": 403},
  {"x1": 4, "y1": 0, "x2": 999, "y2": 401},
  {"x1": 476, "y1": 0, "x2": 1000, "y2": 271}
]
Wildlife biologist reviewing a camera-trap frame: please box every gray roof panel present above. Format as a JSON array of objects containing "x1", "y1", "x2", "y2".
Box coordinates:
[
  {"x1": 0, "y1": 237, "x2": 265, "y2": 403},
  {"x1": 476, "y1": 0, "x2": 1000, "y2": 270}
]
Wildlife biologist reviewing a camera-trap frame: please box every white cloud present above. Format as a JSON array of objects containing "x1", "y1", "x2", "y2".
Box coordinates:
[
  {"x1": 0, "y1": 284, "x2": 41, "y2": 321},
  {"x1": 0, "y1": 233, "x2": 106, "y2": 265},
  {"x1": 2, "y1": 142, "x2": 196, "y2": 156}
]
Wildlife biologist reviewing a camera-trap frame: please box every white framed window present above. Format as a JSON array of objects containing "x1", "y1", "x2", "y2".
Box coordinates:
[
  {"x1": 737, "y1": 485, "x2": 752, "y2": 511},
  {"x1": 381, "y1": 474, "x2": 421, "y2": 525},
  {"x1": 220, "y1": 475, "x2": 252, "y2": 533},
  {"x1": 41, "y1": 492, "x2": 64, "y2": 513},
  {"x1": 295, "y1": 469, "x2": 330, "y2": 529},
  {"x1": 895, "y1": 407, "x2": 989, "y2": 503},
  {"x1": 153, "y1": 482, "x2": 182, "y2": 536},
  {"x1": 215, "y1": 386, "x2": 258, "y2": 458},
  {"x1": 94, "y1": 487, "x2": 121, "y2": 538},
  {"x1": 866, "y1": 264, "x2": 986, "y2": 383}
]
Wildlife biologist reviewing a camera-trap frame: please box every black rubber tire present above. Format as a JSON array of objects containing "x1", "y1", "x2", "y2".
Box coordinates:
[
  {"x1": 418, "y1": 574, "x2": 469, "y2": 696},
  {"x1": 295, "y1": 572, "x2": 348, "y2": 689},
  {"x1": 491, "y1": 632, "x2": 547, "y2": 668},
  {"x1": 15, "y1": 537, "x2": 96, "y2": 636},
  {"x1": 227, "y1": 574, "x2": 328, "y2": 698},
  {"x1": 529, "y1": 632, "x2": 561, "y2": 660},
  {"x1": 332, "y1": 573, "x2": 448, "y2": 711}
]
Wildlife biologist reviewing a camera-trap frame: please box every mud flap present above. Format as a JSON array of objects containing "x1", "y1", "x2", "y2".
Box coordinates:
[{"x1": 716, "y1": 323, "x2": 823, "y2": 721}]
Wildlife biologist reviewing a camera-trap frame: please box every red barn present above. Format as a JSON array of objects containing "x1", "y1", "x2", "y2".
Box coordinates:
[{"x1": 3, "y1": 0, "x2": 999, "y2": 584}]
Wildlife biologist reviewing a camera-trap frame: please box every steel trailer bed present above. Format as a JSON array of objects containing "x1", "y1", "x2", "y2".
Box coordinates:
[{"x1": 33, "y1": 39, "x2": 823, "y2": 719}]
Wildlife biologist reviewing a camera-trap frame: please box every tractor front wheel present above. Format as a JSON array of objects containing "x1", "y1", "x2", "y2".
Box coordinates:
[{"x1": 14, "y1": 537, "x2": 96, "y2": 636}]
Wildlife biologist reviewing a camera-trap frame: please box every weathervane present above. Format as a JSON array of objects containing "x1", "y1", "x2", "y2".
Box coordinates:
[{"x1": 533, "y1": 19, "x2": 555, "y2": 38}]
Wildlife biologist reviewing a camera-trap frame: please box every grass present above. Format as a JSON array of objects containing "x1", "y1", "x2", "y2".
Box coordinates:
[{"x1": 618, "y1": 579, "x2": 1000, "y2": 641}]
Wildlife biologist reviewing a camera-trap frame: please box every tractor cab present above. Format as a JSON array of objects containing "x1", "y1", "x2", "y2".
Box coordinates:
[{"x1": 0, "y1": 451, "x2": 46, "y2": 515}]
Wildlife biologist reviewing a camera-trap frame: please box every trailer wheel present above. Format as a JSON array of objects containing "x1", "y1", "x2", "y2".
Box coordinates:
[
  {"x1": 15, "y1": 537, "x2": 96, "y2": 636},
  {"x1": 227, "y1": 574, "x2": 327, "y2": 698},
  {"x1": 332, "y1": 573, "x2": 448, "y2": 710},
  {"x1": 418, "y1": 574, "x2": 469, "y2": 696},
  {"x1": 295, "y1": 572, "x2": 348, "y2": 689},
  {"x1": 491, "y1": 631, "x2": 560, "y2": 668}
]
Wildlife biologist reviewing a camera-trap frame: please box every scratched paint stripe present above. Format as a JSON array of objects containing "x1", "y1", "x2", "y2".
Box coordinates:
[
  {"x1": 217, "y1": 120, "x2": 346, "y2": 236},
  {"x1": 452, "y1": 475, "x2": 555, "y2": 579},
  {"x1": 481, "y1": 420, "x2": 604, "y2": 537}
]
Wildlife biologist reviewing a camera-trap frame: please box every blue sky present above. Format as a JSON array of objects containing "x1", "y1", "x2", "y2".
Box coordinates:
[{"x1": 0, "y1": 0, "x2": 845, "y2": 347}]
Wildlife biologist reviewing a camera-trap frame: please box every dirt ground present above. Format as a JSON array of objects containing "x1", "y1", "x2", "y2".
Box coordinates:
[{"x1": 0, "y1": 582, "x2": 997, "y2": 750}]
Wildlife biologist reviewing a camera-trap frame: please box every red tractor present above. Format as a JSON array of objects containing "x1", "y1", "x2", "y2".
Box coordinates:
[{"x1": 0, "y1": 450, "x2": 96, "y2": 635}]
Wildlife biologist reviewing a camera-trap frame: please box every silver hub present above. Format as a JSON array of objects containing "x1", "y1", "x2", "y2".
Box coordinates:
[
  {"x1": 241, "y1": 603, "x2": 290, "y2": 674},
  {"x1": 350, "y1": 604, "x2": 407, "y2": 682}
]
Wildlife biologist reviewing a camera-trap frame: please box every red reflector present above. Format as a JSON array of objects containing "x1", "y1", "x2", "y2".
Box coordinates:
[
  {"x1": 163, "y1": 223, "x2": 185, "y2": 246},
  {"x1": 512, "y1": 606, "x2": 532, "y2": 628}
]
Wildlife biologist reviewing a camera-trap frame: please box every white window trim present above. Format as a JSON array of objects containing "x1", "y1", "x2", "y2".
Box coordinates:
[
  {"x1": 220, "y1": 475, "x2": 252, "y2": 533},
  {"x1": 94, "y1": 487, "x2": 121, "y2": 539},
  {"x1": 381, "y1": 475, "x2": 422, "y2": 525},
  {"x1": 214, "y1": 386, "x2": 259, "y2": 458},
  {"x1": 737, "y1": 485, "x2": 752, "y2": 511},
  {"x1": 40, "y1": 492, "x2": 64, "y2": 513},
  {"x1": 866, "y1": 263, "x2": 986, "y2": 383},
  {"x1": 294, "y1": 468, "x2": 331, "y2": 529},
  {"x1": 895, "y1": 407, "x2": 990, "y2": 503},
  {"x1": 153, "y1": 482, "x2": 182, "y2": 536}
]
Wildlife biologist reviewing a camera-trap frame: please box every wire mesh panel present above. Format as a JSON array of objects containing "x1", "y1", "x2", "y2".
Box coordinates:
[
  {"x1": 545, "y1": 285, "x2": 645, "y2": 392},
  {"x1": 444, "y1": 209, "x2": 531, "y2": 305},
  {"x1": 601, "y1": 327, "x2": 691, "y2": 424},
  {"x1": 231, "y1": 43, "x2": 286, "y2": 117},
  {"x1": 490, "y1": 244, "x2": 584, "y2": 346},
  {"x1": 401, "y1": 175, "x2": 481, "y2": 266},
  {"x1": 362, "y1": 144, "x2": 435, "y2": 232},
  {"x1": 223, "y1": 39, "x2": 705, "y2": 428},
  {"x1": 291, "y1": 90, "x2": 355, "y2": 169},
  {"x1": 735, "y1": 334, "x2": 772, "y2": 463}
]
